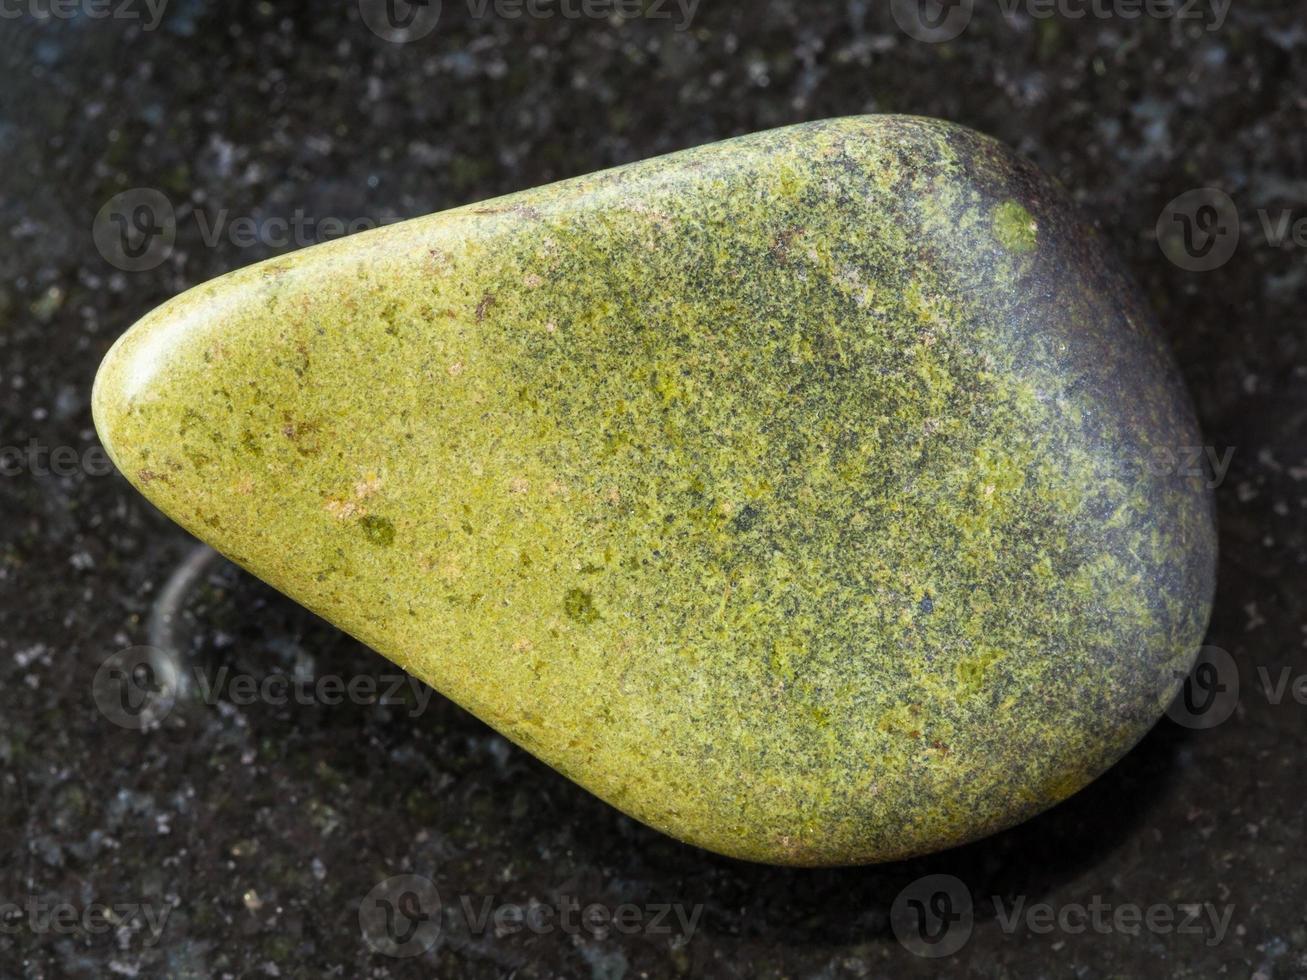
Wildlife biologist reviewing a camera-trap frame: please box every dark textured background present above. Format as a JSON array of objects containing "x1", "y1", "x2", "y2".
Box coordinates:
[{"x1": 2, "y1": 1, "x2": 1304, "y2": 977}]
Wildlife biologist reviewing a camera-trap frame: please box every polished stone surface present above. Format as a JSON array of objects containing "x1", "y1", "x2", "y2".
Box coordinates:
[{"x1": 93, "y1": 115, "x2": 1215, "y2": 866}]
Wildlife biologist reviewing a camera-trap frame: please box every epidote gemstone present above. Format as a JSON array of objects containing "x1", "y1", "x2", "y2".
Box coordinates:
[{"x1": 93, "y1": 116, "x2": 1216, "y2": 866}]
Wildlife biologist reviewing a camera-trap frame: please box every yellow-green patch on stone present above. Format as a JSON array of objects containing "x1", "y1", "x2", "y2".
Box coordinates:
[{"x1": 994, "y1": 199, "x2": 1039, "y2": 253}]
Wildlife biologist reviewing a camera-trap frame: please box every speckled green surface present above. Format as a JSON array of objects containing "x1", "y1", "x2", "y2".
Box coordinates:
[{"x1": 92, "y1": 115, "x2": 1216, "y2": 866}]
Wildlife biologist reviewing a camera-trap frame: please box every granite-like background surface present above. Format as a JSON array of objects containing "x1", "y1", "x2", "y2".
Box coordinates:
[{"x1": 2, "y1": 2, "x2": 1304, "y2": 977}]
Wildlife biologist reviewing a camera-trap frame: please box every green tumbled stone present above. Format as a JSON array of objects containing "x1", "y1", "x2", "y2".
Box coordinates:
[{"x1": 93, "y1": 116, "x2": 1216, "y2": 866}]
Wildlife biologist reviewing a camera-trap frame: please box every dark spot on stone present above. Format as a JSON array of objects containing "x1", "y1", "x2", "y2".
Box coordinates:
[
  {"x1": 563, "y1": 587, "x2": 600, "y2": 624},
  {"x1": 920, "y1": 596, "x2": 934, "y2": 613},
  {"x1": 360, "y1": 515, "x2": 395, "y2": 547},
  {"x1": 178, "y1": 407, "x2": 204, "y2": 436},
  {"x1": 771, "y1": 226, "x2": 801, "y2": 264},
  {"x1": 476, "y1": 293, "x2": 496, "y2": 322},
  {"x1": 732, "y1": 504, "x2": 761, "y2": 532},
  {"x1": 280, "y1": 416, "x2": 323, "y2": 456}
]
